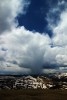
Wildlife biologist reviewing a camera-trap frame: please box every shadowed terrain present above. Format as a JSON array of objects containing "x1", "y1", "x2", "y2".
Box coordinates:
[{"x1": 0, "y1": 89, "x2": 67, "y2": 100}]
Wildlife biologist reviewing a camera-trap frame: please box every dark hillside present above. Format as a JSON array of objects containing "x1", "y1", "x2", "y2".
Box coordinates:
[{"x1": 0, "y1": 89, "x2": 67, "y2": 100}]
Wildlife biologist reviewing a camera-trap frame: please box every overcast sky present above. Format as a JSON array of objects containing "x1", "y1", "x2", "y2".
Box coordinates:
[{"x1": 0, "y1": 0, "x2": 67, "y2": 75}]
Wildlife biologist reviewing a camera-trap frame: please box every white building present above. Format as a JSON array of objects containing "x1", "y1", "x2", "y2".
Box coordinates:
[{"x1": 14, "y1": 76, "x2": 47, "y2": 89}]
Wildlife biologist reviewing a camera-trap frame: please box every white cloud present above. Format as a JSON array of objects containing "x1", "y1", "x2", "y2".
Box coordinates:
[
  {"x1": 58, "y1": 0, "x2": 65, "y2": 6},
  {"x1": 0, "y1": 26, "x2": 51, "y2": 74},
  {"x1": 50, "y1": 3, "x2": 67, "y2": 66},
  {"x1": 43, "y1": 69, "x2": 59, "y2": 74},
  {"x1": 45, "y1": 0, "x2": 67, "y2": 69},
  {"x1": 47, "y1": 0, "x2": 67, "y2": 31},
  {"x1": 0, "y1": 0, "x2": 67, "y2": 74},
  {"x1": 1, "y1": 25, "x2": 67, "y2": 74},
  {"x1": 56, "y1": 54, "x2": 67, "y2": 65},
  {"x1": 0, "y1": 0, "x2": 30, "y2": 34},
  {"x1": 52, "y1": 10, "x2": 67, "y2": 46}
]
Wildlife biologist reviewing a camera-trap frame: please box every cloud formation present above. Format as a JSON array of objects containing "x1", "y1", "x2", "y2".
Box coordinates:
[
  {"x1": 0, "y1": 27, "x2": 51, "y2": 74},
  {"x1": 0, "y1": 0, "x2": 67, "y2": 74},
  {"x1": 0, "y1": 0, "x2": 30, "y2": 34}
]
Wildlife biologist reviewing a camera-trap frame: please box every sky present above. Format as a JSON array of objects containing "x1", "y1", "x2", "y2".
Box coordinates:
[{"x1": 0, "y1": 0, "x2": 67, "y2": 75}]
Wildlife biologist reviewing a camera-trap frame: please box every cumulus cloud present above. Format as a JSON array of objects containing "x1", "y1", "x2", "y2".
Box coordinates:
[
  {"x1": 0, "y1": 0, "x2": 67, "y2": 74},
  {"x1": 47, "y1": 0, "x2": 67, "y2": 30},
  {"x1": 46, "y1": 0, "x2": 67, "y2": 70},
  {"x1": 44, "y1": 0, "x2": 67, "y2": 68},
  {"x1": 52, "y1": 10, "x2": 67, "y2": 46},
  {"x1": 0, "y1": 0, "x2": 30, "y2": 34},
  {"x1": 0, "y1": 27, "x2": 51, "y2": 74}
]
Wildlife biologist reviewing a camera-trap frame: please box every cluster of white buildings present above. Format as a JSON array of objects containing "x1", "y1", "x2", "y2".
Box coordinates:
[
  {"x1": 1, "y1": 75, "x2": 67, "y2": 90},
  {"x1": 14, "y1": 76, "x2": 47, "y2": 89}
]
